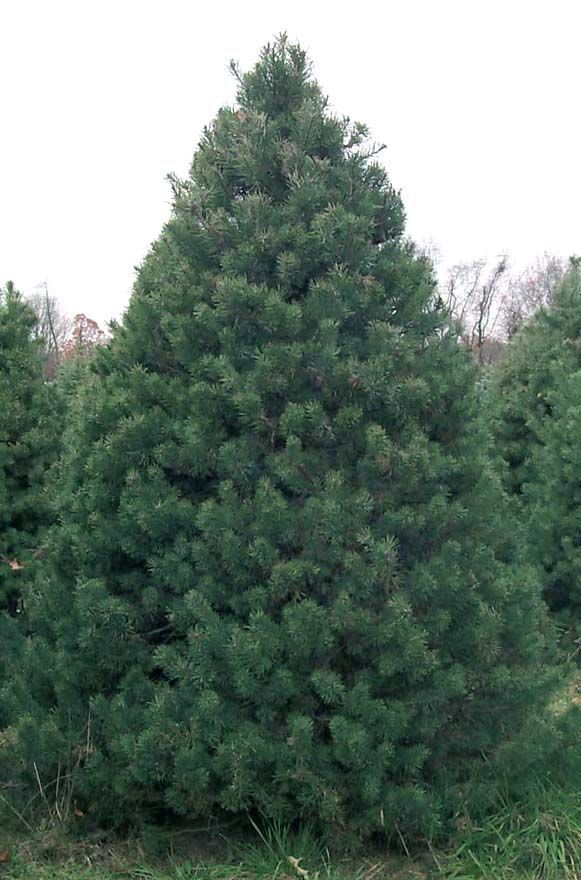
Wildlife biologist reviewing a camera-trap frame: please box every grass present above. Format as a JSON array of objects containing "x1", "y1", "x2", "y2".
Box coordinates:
[
  {"x1": 440, "y1": 784, "x2": 581, "y2": 880},
  {"x1": 2, "y1": 675, "x2": 580, "y2": 880},
  {"x1": 2, "y1": 789, "x2": 580, "y2": 880},
  {"x1": 0, "y1": 822, "x2": 430, "y2": 880},
  {"x1": 2, "y1": 778, "x2": 580, "y2": 880},
  {"x1": 1, "y1": 777, "x2": 580, "y2": 880}
]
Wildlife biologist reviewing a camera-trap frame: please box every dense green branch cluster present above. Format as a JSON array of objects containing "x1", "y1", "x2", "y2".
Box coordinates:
[{"x1": 0, "y1": 284, "x2": 53, "y2": 616}]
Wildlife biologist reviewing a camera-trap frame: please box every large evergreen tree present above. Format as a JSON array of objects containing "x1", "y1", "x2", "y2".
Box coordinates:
[{"x1": 11, "y1": 39, "x2": 558, "y2": 836}]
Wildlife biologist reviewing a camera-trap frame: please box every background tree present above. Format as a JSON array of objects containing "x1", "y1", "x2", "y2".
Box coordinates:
[
  {"x1": 441, "y1": 254, "x2": 567, "y2": 365},
  {"x1": 27, "y1": 283, "x2": 71, "y2": 378},
  {"x1": 25, "y1": 286, "x2": 107, "y2": 374},
  {"x1": 60, "y1": 313, "x2": 107, "y2": 361},
  {"x1": 502, "y1": 254, "x2": 566, "y2": 340},
  {"x1": 0, "y1": 283, "x2": 52, "y2": 613},
  {"x1": 0, "y1": 282, "x2": 63, "y2": 730},
  {"x1": 525, "y1": 368, "x2": 581, "y2": 647},
  {"x1": 490, "y1": 259, "x2": 581, "y2": 498},
  {"x1": 442, "y1": 257, "x2": 508, "y2": 365},
  {"x1": 489, "y1": 258, "x2": 581, "y2": 637},
  {"x1": 9, "y1": 38, "x2": 559, "y2": 838},
  {"x1": 489, "y1": 260, "x2": 581, "y2": 636}
]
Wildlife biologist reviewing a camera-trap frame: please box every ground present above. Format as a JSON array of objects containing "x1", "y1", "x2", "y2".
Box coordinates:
[
  {"x1": 0, "y1": 830, "x2": 433, "y2": 880},
  {"x1": 2, "y1": 674, "x2": 580, "y2": 880}
]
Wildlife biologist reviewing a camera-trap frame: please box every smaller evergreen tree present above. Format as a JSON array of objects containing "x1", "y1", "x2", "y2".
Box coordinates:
[
  {"x1": 490, "y1": 260, "x2": 581, "y2": 498},
  {"x1": 526, "y1": 368, "x2": 581, "y2": 640},
  {"x1": 0, "y1": 283, "x2": 48, "y2": 611},
  {"x1": 0, "y1": 282, "x2": 59, "y2": 725},
  {"x1": 490, "y1": 261, "x2": 581, "y2": 633}
]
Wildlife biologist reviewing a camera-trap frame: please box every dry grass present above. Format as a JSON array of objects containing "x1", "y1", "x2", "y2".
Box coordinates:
[{"x1": 0, "y1": 826, "x2": 433, "y2": 880}]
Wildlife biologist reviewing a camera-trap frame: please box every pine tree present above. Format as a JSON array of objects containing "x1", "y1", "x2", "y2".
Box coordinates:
[
  {"x1": 0, "y1": 283, "x2": 52, "y2": 614},
  {"x1": 12, "y1": 38, "x2": 559, "y2": 837},
  {"x1": 490, "y1": 260, "x2": 581, "y2": 498},
  {"x1": 0, "y1": 282, "x2": 59, "y2": 728},
  {"x1": 489, "y1": 262, "x2": 581, "y2": 632},
  {"x1": 526, "y1": 369, "x2": 581, "y2": 641}
]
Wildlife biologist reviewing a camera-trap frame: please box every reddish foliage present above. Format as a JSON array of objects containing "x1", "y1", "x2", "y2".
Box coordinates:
[{"x1": 60, "y1": 313, "x2": 107, "y2": 360}]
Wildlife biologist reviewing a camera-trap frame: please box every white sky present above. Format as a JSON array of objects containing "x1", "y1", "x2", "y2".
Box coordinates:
[{"x1": 1, "y1": 0, "x2": 579, "y2": 326}]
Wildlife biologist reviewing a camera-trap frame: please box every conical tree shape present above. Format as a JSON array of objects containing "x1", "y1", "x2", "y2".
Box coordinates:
[
  {"x1": 489, "y1": 262, "x2": 581, "y2": 631},
  {"x1": 490, "y1": 261, "x2": 581, "y2": 499},
  {"x1": 13, "y1": 39, "x2": 558, "y2": 836}
]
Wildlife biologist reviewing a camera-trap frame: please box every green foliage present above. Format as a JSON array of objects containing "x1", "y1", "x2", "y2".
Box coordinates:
[
  {"x1": 0, "y1": 828, "x2": 424, "y2": 880},
  {"x1": 237, "y1": 818, "x2": 332, "y2": 878},
  {"x1": 489, "y1": 263, "x2": 581, "y2": 497},
  {"x1": 0, "y1": 283, "x2": 48, "y2": 613},
  {"x1": 489, "y1": 263, "x2": 581, "y2": 632},
  {"x1": 0, "y1": 282, "x2": 64, "y2": 729},
  {"x1": 526, "y1": 369, "x2": 581, "y2": 641},
  {"x1": 442, "y1": 783, "x2": 581, "y2": 880},
  {"x1": 6, "y1": 37, "x2": 561, "y2": 839}
]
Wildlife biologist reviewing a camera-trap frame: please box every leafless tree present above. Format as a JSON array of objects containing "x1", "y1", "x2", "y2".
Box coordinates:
[
  {"x1": 443, "y1": 257, "x2": 508, "y2": 364},
  {"x1": 440, "y1": 253, "x2": 569, "y2": 363},
  {"x1": 27, "y1": 282, "x2": 71, "y2": 377},
  {"x1": 502, "y1": 254, "x2": 567, "y2": 338}
]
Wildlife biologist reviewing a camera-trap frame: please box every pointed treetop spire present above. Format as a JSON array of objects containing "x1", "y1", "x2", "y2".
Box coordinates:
[{"x1": 230, "y1": 33, "x2": 318, "y2": 117}]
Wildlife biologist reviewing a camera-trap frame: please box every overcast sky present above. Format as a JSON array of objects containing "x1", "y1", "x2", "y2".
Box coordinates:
[{"x1": 1, "y1": 0, "x2": 579, "y2": 326}]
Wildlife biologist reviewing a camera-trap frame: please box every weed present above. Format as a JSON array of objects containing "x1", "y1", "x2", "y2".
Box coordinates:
[{"x1": 441, "y1": 783, "x2": 581, "y2": 879}]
